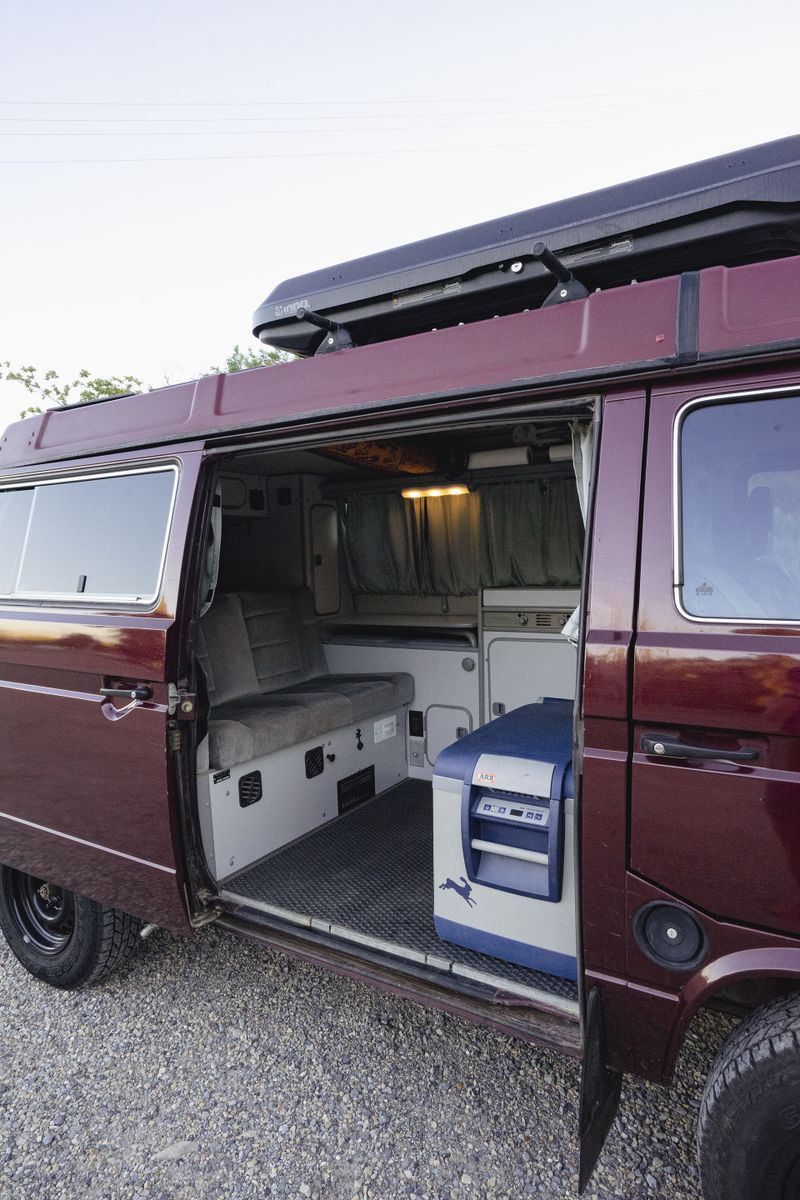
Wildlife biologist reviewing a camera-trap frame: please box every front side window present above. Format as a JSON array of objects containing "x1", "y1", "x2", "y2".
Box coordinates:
[
  {"x1": 679, "y1": 394, "x2": 800, "y2": 621},
  {"x1": 0, "y1": 467, "x2": 177, "y2": 604}
]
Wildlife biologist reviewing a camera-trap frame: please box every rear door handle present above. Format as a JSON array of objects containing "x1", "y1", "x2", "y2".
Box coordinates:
[{"x1": 640, "y1": 734, "x2": 759, "y2": 763}]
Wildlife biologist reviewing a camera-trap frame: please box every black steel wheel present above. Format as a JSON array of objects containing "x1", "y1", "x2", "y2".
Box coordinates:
[
  {"x1": 0, "y1": 865, "x2": 141, "y2": 989},
  {"x1": 5, "y1": 872, "x2": 76, "y2": 956},
  {"x1": 699, "y1": 992, "x2": 800, "y2": 1200}
]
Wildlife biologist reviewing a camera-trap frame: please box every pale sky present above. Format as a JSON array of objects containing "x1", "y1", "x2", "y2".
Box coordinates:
[{"x1": 0, "y1": 0, "x2": 797, "y2": 430}]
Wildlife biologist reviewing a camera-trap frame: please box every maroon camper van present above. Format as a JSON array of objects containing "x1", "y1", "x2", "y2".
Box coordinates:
[{"x1": 2, "y1": 138, "x2": 800, "y2": 1199}]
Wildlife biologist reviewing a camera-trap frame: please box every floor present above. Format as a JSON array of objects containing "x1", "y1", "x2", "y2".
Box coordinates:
[{"x1": 225, "y1": 779, "x2": 578, "y2": 1004}]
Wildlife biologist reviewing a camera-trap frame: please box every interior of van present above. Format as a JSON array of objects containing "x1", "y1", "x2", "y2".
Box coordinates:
[{"x1": 194, "y1": 402, "x2": 595, "y2": 1009}]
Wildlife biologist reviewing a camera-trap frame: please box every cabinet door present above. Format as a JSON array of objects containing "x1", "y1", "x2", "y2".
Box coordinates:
[
  {"x1": 486, "y1": 634, "x2": 577, "y2": 717},
  {"x1": 310, "y1": 503, "x2": 340, "y2": 615},
  {"x1": 425, "y1": 704, "x2": 473, "y2": 767}
]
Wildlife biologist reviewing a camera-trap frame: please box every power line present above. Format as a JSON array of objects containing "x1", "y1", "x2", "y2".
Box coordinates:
[
  {"x1": 0, "y1": 99, "x2": 710, "y2": 124},
  {"x1": 0, "y1": 113, "x2": 699, "y2": 138},
  {"x1": 0, "y1": 133, "x2": 643, "y2": 166},
  {"x1": 0, "y1": 89, "x2": 713, "y2": 108}
]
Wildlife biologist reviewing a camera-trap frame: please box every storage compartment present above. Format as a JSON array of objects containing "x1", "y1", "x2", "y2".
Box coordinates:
[{"x1": 198, "y1": 708, "x2": 406, "y2": 878}]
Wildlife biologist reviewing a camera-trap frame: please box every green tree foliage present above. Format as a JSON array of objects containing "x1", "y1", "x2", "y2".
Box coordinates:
[
  {"x1": 0, "y1": 362, "x2": 143, "y2": 419},
  {"x1": 1, "y1": 343, "x2": 293, "y2": 420},
  {"x1": 205, "y1": 344, "x2": 294, "y2": 374}
]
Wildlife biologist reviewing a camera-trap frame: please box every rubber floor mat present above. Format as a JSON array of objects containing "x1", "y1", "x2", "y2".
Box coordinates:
[{"x1": 226, "y1": 779, "x2": 578, "y2": 1002}]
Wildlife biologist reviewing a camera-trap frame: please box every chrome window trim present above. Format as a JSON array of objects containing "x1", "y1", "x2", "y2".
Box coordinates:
[
  {"x1": 0, "y1": 463, "x2": 180, "y2": 610},
  {"x1": 13, "y1": 485, "x2": 38, "y2": 595},
  {"x1": 672, "y1": 383, "x2": 800, "y2": 627}
]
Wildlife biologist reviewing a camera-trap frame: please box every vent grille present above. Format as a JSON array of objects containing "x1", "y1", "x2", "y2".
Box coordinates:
[
  {"x1": 238, "y1": 770, "x2": 263, "y2": 808},
  {"x1": 305, "y1": 746, "x2": 325, "y2": 779},
  {"x1": 337, "y1": 766, "x2": 375, "y2": 815}
]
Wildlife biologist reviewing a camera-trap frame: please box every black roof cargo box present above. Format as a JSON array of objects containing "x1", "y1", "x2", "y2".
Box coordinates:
[{"x1": 252, "y1": 136, "x2": 800, "y2": 357}]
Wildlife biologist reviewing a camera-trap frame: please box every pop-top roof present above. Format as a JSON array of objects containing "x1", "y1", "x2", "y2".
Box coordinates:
[{"x1": 252, "y1": 136, "x2": 800, "y2": 356}]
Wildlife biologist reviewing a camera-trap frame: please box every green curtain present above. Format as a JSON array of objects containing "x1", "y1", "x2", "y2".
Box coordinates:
[
  {"x1": 341, "y1": 492, "x2": 422, "y2": 594},
  {"x1": 342, "y1": 478, "x2": 582, "y2": 596}
]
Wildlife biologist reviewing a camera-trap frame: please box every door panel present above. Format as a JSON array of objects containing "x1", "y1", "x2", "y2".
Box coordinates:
[
  {"x1": 0, "y1": 452, "x2": 202, "y2": 932},
  {"x1": 630, "y1": 728, "x2": 800, "y2": 930},
  {"x1": 632, "y1": 381, "x2": 800, "y2": 935}
]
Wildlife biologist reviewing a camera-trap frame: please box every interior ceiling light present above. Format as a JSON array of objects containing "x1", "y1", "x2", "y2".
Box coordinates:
[{"x1": 401, "y1": 484, "x2": 470, "y2": 500}]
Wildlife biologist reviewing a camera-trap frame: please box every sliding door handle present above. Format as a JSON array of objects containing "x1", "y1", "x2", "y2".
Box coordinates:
[
  {"x1": 100, "y1": 685, "x2": 152, "y2": 702},
  {"x1": 641, "y1": 734, "x2": 759, "y2": 763}
]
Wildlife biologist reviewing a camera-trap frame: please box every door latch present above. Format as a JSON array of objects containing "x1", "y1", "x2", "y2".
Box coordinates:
[{"x1": 168, "y1": 682, "x2": 197, "y2": 720}]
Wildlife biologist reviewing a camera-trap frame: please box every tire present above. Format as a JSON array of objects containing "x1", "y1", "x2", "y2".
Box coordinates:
[
  {"x1": 0, "y1": 865, "x2": 140, "y2": 989},
  {"x1": 698, "y1": 992, "x2": 800, "y2": 1200}
]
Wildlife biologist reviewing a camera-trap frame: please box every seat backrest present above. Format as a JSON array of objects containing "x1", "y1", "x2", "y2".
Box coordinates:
[
  {"x1": 237, "y1": 590, "x2": 328, "y2": 694},
  {"x1": 199, "y1": 589, "x2": 329, "y2": 707},
  {"x1": 197, "y1": 592, "x2": 260, "y2": 707}
]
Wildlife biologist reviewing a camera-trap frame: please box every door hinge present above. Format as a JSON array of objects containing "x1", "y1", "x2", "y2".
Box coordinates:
[
  {"x1": 168, "y1": 682, "x2": 198, "y2": 720},
  {"x1": 191, "y1": 891, "x2": 222, "y2": 928}
]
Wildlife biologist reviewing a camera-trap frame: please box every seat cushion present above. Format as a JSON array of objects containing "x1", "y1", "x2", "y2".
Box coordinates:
[
  {"x1": 285, "y1": 673, "x2": 414, "y2": 721},
  {"x1": 208, "y1": 690, "x2": 353, "y2": 769}
]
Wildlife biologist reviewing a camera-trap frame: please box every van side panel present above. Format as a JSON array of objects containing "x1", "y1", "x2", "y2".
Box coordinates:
[{"x1": 0, "y1": 451, "x2": 203, "y2": 933}]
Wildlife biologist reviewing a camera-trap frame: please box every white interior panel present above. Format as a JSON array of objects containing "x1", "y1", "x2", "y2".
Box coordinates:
[
  {"x1": 323, "y1": 640, "x2": 480, "y2": 779},
  {"x1": 199, "y1": 708, "x2": 407, "y2": 879}
]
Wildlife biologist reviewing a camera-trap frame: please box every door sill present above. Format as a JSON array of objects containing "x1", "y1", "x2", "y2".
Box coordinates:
[{"x1": 219, "y1": 888, "x2": 580, "y2": 1023}]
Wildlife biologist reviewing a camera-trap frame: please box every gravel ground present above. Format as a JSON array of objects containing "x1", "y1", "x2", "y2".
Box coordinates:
[{"x1": 0, "y1": 925, "x2": 736, "y2": 1200}]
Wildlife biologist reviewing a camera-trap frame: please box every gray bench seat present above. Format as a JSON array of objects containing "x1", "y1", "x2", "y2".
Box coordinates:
[{"x1": 199, "y1": 590, "x2": 413, "y2": 770}]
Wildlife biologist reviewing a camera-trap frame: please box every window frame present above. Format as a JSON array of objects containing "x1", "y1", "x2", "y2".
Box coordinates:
[
  {"x1": 0, "y1": 462, "x2": 180, "y2": 609},
  {"x1": 672, "y1": 383, "x2": 800, "y2": 627}
]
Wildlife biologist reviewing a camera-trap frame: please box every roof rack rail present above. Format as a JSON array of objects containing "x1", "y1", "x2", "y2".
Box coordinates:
[{"x1": 252, "y1": 136, "x2": 800, "y2": 357}]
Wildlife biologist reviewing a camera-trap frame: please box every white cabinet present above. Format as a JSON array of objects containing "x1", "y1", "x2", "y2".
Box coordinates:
[{"x1": 482, "y1": 588, "x2": 579, "y2": 718}]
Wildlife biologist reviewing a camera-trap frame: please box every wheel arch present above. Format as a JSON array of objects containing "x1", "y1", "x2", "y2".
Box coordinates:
[{"x1": 664, "y1": 948, "x2": 800, "y2": 1078}]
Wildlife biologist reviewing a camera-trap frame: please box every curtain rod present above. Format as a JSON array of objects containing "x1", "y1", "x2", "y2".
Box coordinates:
[{"x1": 320, "y1": 462, "x2": 573, "y2": 498}]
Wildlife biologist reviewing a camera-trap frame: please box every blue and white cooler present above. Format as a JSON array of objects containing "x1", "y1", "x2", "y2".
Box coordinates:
[{"x1": 432, "y1": 700, "x2": 577, "y2": 981}]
